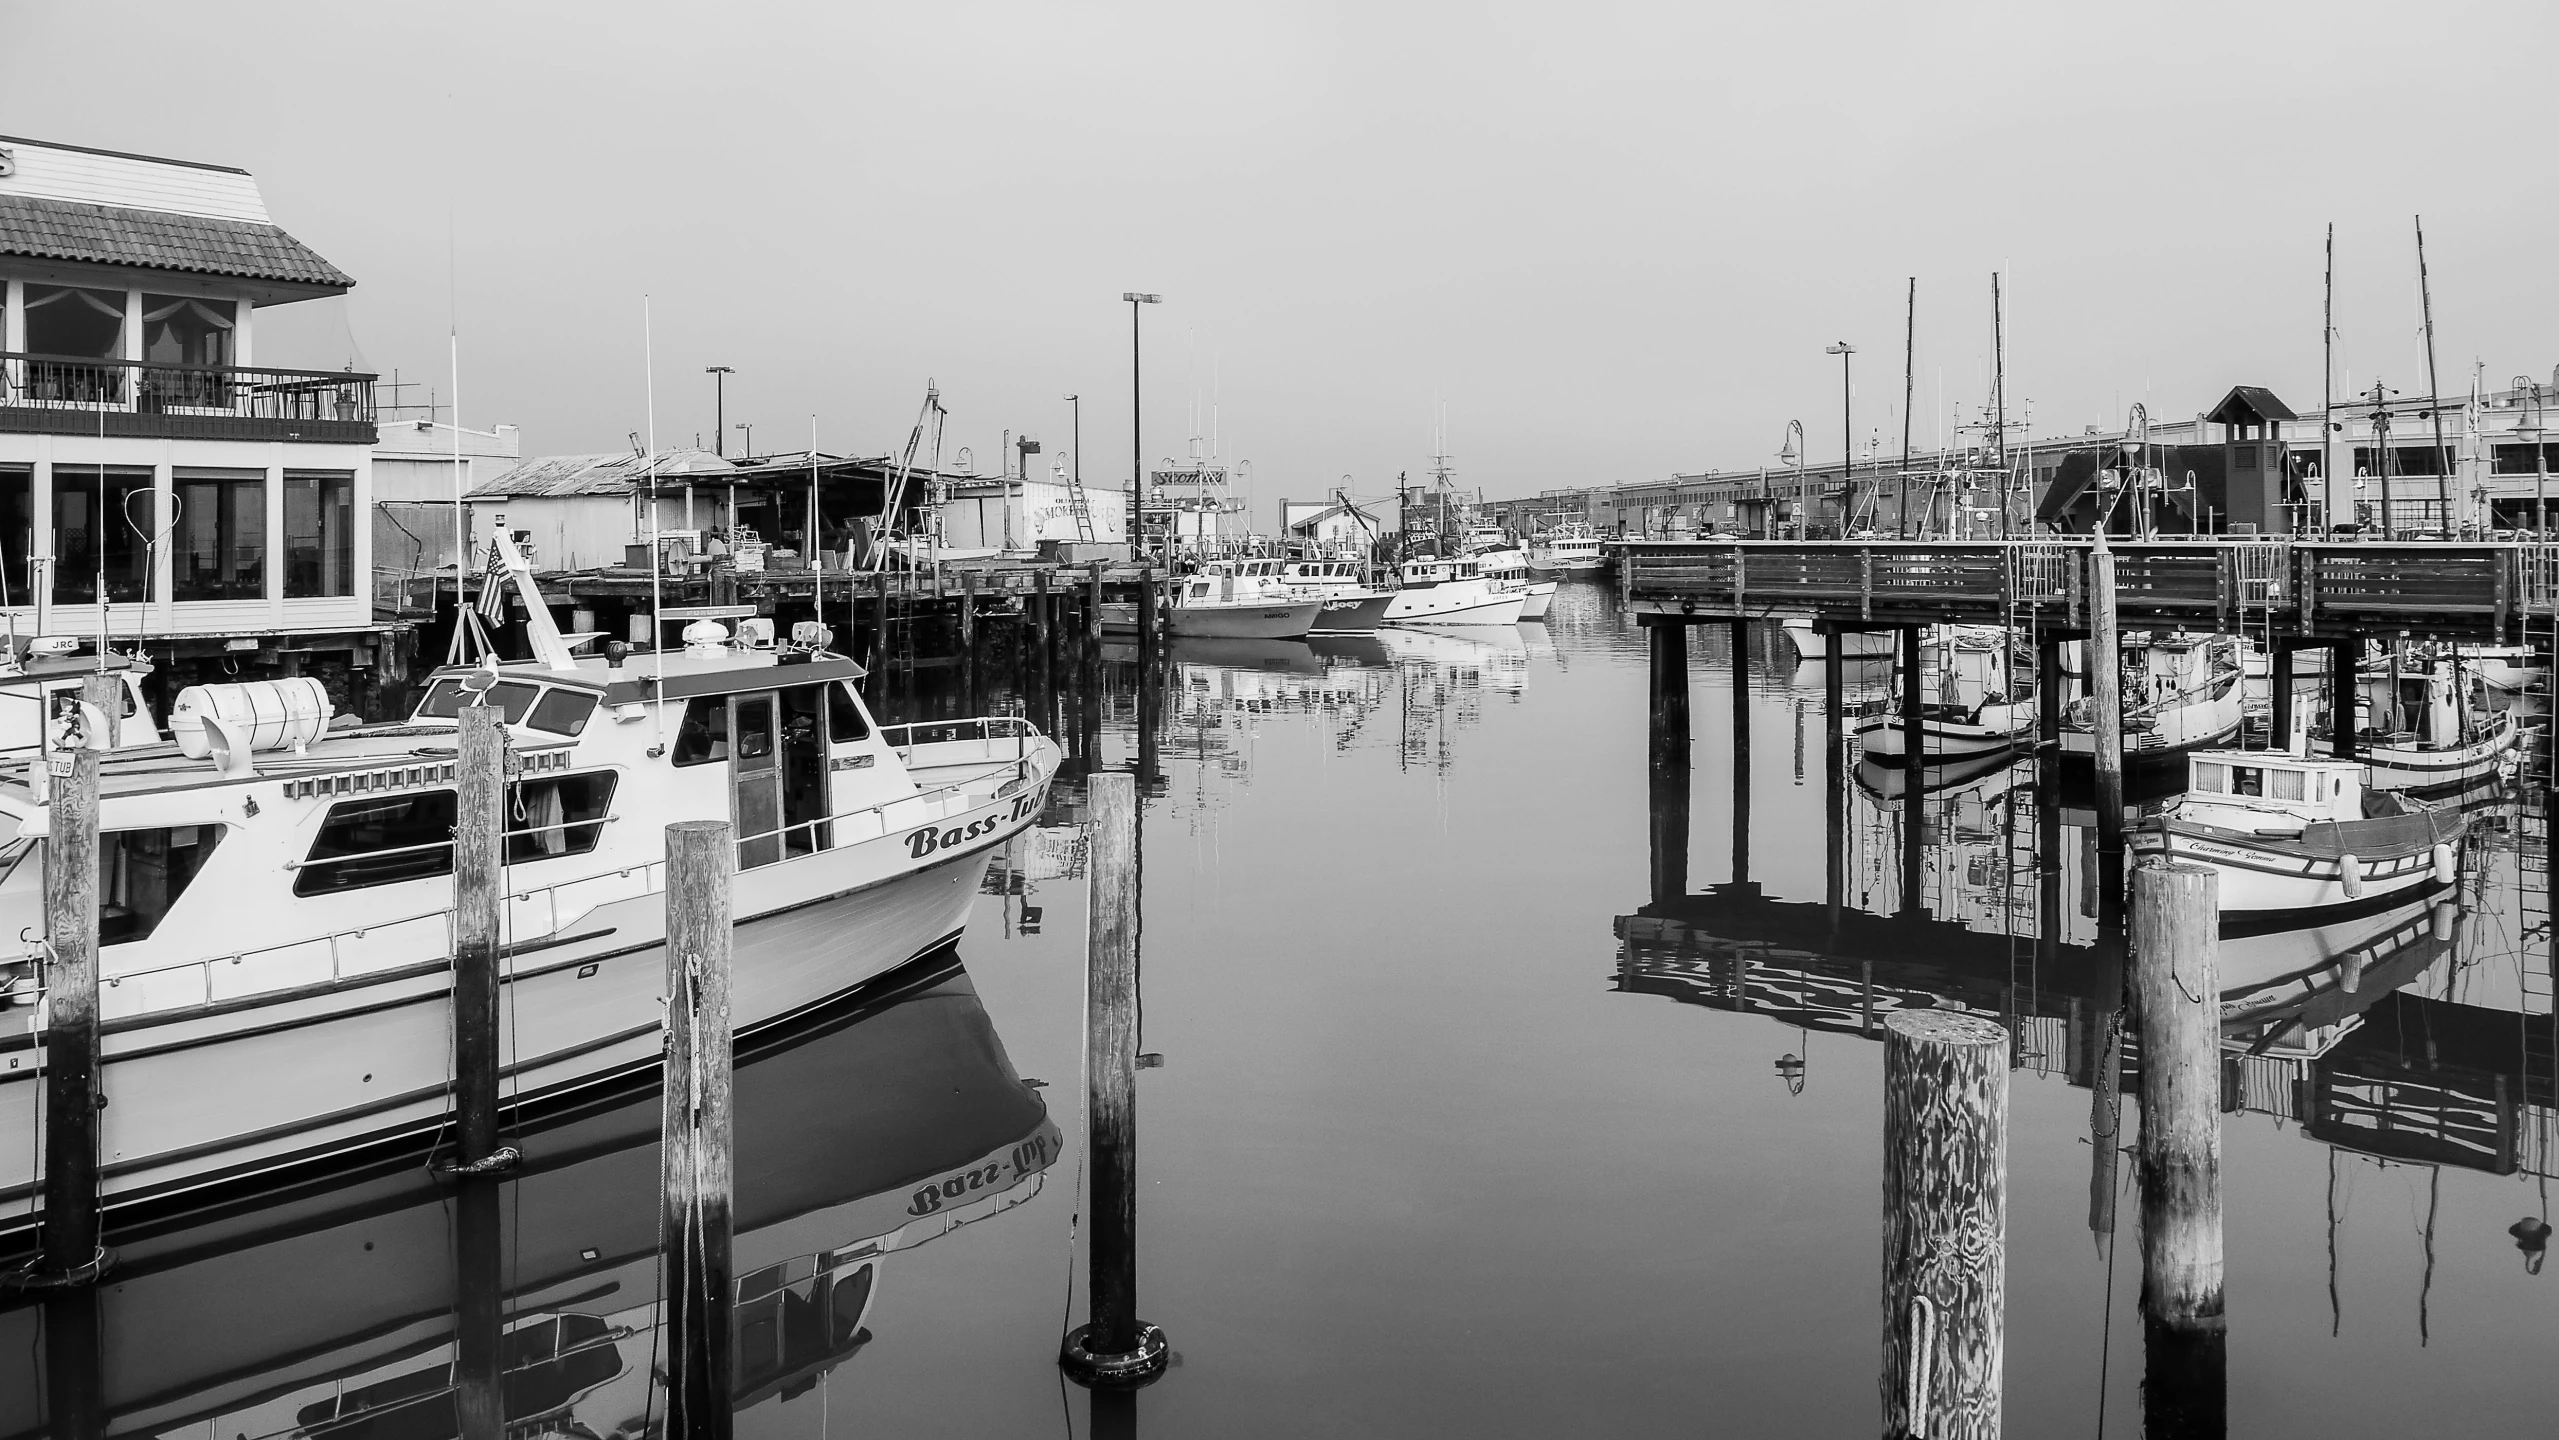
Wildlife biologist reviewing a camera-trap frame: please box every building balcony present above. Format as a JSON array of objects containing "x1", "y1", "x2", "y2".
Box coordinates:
[{"x1": 0, "y1": 352, "x2": 376, "y2": 444}]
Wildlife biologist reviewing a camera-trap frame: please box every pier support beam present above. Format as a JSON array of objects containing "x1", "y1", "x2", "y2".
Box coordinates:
[
  {"x1": 1731, "y1": 620, "x2": 1751, "y2": 890},
  {"x1": 1899, "y1": 625, "x2": 1926, "y2": 917},
  {"x1": 1825, "y1": 631, "x2": 1846, "y2": 929},
  {"x1": 1035, "y1": 569, "x2": 1054, "y2": 734},
  {"x1": 2132, "y1": 861, "x2": 2226, "y2": 1438},
  {"x1": 959, "y1": 569, "x2": 979, "y2": 713},
  {"x1": 662, "y1": 820, "x2": 737, "y2": 1440},
  {"x1": 1062, "y1": 772, "x2": 1169, "y2": 1386},
  {"x1": 1648, "y1": 620, "x2": 1692, "y2": 906},
  {"x1": 1881, "y1": 1009, "x2": 2007, "y2": 1440},
  {"x1": 2270, "y1": 645, "x2": 2295, "y2": 751},
  {"x1": 2089, "y1": 544, "x2": 2127, "y2": 923},
  {"x1": 2331, "y1": 636, "x2": 2359, "y2": 761}
]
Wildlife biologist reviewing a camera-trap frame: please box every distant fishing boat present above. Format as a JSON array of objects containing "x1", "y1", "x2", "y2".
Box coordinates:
[
  {"x1": 2337, "y1": 653, "x2": 2523, "y2": 793},
  {"x1": 1526, "y1": 521, "x2": 1606, "y2": 577},
  {"x1": 1856, "y1": 628, "x2": 2036, "y2": 761},
  {"x1": 1382, "y1": 556, "x2": 1525, "y2": 626},
  {"x1": 2062, "y1": 634, "x2": 2243, "y2": 776},
  {"x1": 1466, "y1": 543, "x2": 1556, "y2": 620},
  {"x1": 2130, "y1": 747, "x2": 2465, "y2": 930},
  {"x1": 1103, "y1": 561, "x2": 1324, "y2": 639}
]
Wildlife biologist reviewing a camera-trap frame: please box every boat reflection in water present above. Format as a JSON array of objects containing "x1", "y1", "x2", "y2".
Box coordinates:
[{"x1": 0, "y1": 957, "x2": 1056, "y2": 1439}]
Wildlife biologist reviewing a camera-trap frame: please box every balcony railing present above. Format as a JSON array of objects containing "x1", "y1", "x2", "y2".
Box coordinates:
[{"x1": 0, "y1": 352, "x2": 376, "y2": 443}]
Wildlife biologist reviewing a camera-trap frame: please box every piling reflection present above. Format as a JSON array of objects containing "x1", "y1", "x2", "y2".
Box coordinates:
[{"x1": 0, "y1": 960, "x2": 1056, "y2": 1437}]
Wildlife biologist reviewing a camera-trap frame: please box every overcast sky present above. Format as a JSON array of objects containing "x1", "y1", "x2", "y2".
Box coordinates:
[{"x1": 8, "y1": 1, "x2": 2557, "y2": 525}]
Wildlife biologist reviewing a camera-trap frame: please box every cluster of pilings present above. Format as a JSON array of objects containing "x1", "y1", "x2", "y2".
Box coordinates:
[{"x1": 1641, "y1": 601, "x2": 2241, "y2": 1437}]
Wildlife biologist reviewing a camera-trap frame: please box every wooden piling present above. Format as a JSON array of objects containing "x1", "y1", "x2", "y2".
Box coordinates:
[
  {"x1": 1731, "y1": 620, "x2": 1751, "y2": 889},
  {"x1": 1061, "y1": 773, "x2": 1169, "y2": 1385},
  {"x1": 40, "y1": 1286, "x2": 103, "y2": 1438},
  {"x1": 662, "y1": 820, "x2": 737, "y2": 1440},
  {"x1": 30, "y1": 674, "x2": 110, "y2": 1286},
  {"x1": 959, "y1": 569, "x2": 979, "y2": 713},
  {"x1": 2089, "y1": 541, "x2": 2127, "y2": 918},
  {"x1": 450, "y1": 702, "x2": 509, "y2": 1172},
  {"x1": 2270, "y1": 645, "x2": 2295, "y2": 751},
  {"x1": 451, "y1": 1171, "x2": 506, "y2": 1440},
  {"x1": 2131, "y1": 861, "x2": 2224, "y2": 1438},
  {"x1": 1648, "y1": 621, "x2": 1691, "y2": 906},
  {"x1": 1035, "y1": 568, "x2": 1055, "y2": 729},
  {"x1": 1825, "y1": 634, "x2": 1846, "y2": 926},
  {"x1": 1087, "y1": 560, "x2": 1106, "y2": 651},
  {"x1": 1881, "y1": 1008, "x2": 2007, "y2": 1440},
  {"x1": 1899, "y1": 626, "x2": 1926, "y2": 917},
  {"x1": 1136, "y1": 566, "x2": 1158, "y2": 656},
  {"x1": 2331, "y1": 636, "x2": 2359, "y2": 761}
]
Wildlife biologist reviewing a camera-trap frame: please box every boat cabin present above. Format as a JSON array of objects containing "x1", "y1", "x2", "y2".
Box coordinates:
[
  {"x1": 2181, "y1": 750, "x2": 2367, "y2": 828},
  {"x1": 1399, "y1": 557, "x2": 1480, "y2": 587}
]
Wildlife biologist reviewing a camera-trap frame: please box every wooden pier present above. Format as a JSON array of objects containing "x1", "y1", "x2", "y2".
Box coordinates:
[{"x1": 1616, "y1": 539, "x2": 2546, "y2": 642}]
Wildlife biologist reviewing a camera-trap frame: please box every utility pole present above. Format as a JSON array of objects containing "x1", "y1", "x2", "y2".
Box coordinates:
[
  {"x1": 1124, "y1": 293, "x2": 1160, "y2": 558},
  {"x1": 1826, "y1": 342, "x2": 1855, "y2": 534}
]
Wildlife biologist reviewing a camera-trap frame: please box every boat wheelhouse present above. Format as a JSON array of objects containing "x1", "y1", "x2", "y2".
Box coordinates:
[
  {"x1": 2130, "y1": 747, "x2": 2464, "y2": 929},
  {"x1": 0, "y1": 520, "x2": 1059, "y2": 1243}
]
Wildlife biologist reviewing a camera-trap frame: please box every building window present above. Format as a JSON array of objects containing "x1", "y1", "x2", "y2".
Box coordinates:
[
  {"x1": 140, "y1": 294, "x2": 232, "y2": 368},
  {"x1": 21, "y1": 286, "x2": 127, "y2": 403},
  {"x1": 174, "y1": 467, "x2": 266, "y2": 601},
  {"x1": 52, "y1": 465, "x2": 153, "y2": 604},
  {"x1": 0, "y1": 465, "x2": 29, "y2": 603},
  {"x1": 2232, "y1": 445, "x2": 2258, "y2": 468},
  {"x1": 283, "y1": 470, "x2": 354, "y2": 597}
]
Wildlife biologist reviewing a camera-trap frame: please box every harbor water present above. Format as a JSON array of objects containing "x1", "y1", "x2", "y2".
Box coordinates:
[{"x1": 5, "y1": 581, "x2": 2551, "y2": 1436}]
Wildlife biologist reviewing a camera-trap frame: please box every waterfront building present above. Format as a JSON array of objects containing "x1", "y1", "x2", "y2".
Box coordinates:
[
  {"x1": 1279, "y1": 494, "x2": 1389, "y2": 556},
  {"x1": 0, "y1": 134, "x2": 391, "y2": 707}
]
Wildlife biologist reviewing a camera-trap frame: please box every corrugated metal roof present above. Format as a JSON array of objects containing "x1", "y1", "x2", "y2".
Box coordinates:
[
  {"x1": 0, "y1": 193, "x2": 351, "y2": 288},
  {"x1": 471, "y1": 448, "x2": 736, "y2": 499}
]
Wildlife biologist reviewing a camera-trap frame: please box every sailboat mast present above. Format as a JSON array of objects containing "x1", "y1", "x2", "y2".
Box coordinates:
[
  {"x1": 2417, "y1": 216, "x2": 2454, "y2": 529},
  {"x1": 1900, "y1": 276, "x2": 1915, "y2": 539},
  {"x1": 2324, "y1": 224, "x2": 2335, "y2": 535}
]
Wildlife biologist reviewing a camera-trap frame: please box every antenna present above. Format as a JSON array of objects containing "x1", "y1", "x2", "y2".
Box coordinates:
[{"x1": 644, "y1": 296, "x2": 666, "y2": 756}]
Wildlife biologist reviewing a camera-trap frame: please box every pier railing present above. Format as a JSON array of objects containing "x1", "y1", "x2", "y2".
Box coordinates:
[{"x1": 1620, "y1": 539, "x2": 2539, "y2": 641}]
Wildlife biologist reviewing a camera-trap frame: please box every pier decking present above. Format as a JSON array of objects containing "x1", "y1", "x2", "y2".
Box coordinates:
[{"x1": 1616, "y1": 539, "x2": 2552, "y2": 642}]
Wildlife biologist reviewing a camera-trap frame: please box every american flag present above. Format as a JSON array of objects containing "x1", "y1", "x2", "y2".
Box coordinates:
[{"x1": 476, "y1": 540, "x2": 509, "y2": 622}]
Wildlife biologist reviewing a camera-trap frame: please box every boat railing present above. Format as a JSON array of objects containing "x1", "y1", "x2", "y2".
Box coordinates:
[{"x1": 883, "y1": 715, "x2": 1035, "y2": 764}]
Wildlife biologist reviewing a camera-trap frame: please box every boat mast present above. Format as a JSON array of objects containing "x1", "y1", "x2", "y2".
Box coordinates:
[
  {"x1": 2417, "y1": 216, "x2": 2454, "y2": 531},
  {"x1": 2324, "y1": 223, "x2": 2335, "y2": 536},
  {"x1": 1900, "y1": 276, "x2": 1915, "y2": 539}
]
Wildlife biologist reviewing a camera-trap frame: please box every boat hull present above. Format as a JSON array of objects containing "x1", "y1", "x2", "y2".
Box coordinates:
[
  {"x1": 1310, "y1": 592, "x2": 1395, "y2": 633},
  {"x1": 1103, "y1": 598, "x2": 1325, "y2": 639},
  {"x1": 1785, "y1": 623, "x2": 1901, "y2": 659},
  {"x1": 1382, "y1": 585, "x2": 1525, "y2": 626},
  {"x1": 2061, "y1": 675, "x2": 2244, "y2": 774},
  {"x1": 1517, "y1": 581, "x2": 1557, "y2": 620},
  {"x1": 1856, "y1": 710, "x2": 2031, "y2": 762},
  {"x1": 0, "y1": 768, "x2": 1056, "y2": 1243},
  {"x1": 2358, "y1": 710, "x2": 2520, "y2": 792},
  {"x1": 2128, "y1": 808, "x2": 2464, "y2": 926}
]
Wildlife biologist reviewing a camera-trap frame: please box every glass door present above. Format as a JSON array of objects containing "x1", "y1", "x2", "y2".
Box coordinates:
[{"x1": 730, "y1": 693, "x2": 783, "y2": 869}]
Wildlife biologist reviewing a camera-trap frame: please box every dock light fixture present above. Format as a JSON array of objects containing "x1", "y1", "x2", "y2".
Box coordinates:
[
  {"x1": 1779, "y1": 419, "x2": 1807, "y2": 540},
  {"x1": 705, "y1": 366, "x2": 734, "y2": 456},
  {"x1": 1125, "y1": 294, "x2": 1160, "y2": 557}
]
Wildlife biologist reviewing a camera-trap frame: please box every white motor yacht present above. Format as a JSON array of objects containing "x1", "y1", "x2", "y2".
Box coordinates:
[
  {"x1": 1382, "y1": 556, "x2": 1526, "y2": 626},
  {"x1": 0, "y1": 518, "x2": 1063, "y2": 1243},
  {"x1": 1526, "y1": 522, "x2": 1606, "y2": 577},
  {"x1": 1467, "y1": 545, "x2": 1556, "y2": 620}
]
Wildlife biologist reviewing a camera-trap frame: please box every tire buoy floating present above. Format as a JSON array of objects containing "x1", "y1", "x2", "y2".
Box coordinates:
[{"x1": 2338, "y1": 853, "x2": 2364, "y2": 900}]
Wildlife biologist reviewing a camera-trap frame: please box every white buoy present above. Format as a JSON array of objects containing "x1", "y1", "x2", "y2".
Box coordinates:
[
  {"x1": 2430, "y1": 843, "x2": 2456, "y2": 885},
  {"x1": 2431, "y1": 900, "x2": 2457, "y2": 944},
  {"x1": 2338, "y1": 853, "x2": 2364, "y2": 900}
]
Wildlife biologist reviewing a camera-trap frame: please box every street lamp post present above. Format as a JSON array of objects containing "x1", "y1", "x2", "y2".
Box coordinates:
[
  {"x1": 705, "y1": 366, "x2": 733, "y2": 456},
  {"x1": 1825, "y1": 342, "x2": 1854, "y2": 537},
  {"x1": 1123, "y1": 293, "x2": 1161, "y2": 558},
  {"x1": 1780, "y1": 420, "x2": 1807, "y2": 541}
]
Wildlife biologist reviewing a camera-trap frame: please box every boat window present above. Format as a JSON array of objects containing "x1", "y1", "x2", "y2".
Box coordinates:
[
  {"x1": 2270, "y1": 768, "x2": 2306, "y2": 801},
  {"x1": 527, "y1": 688, "x2": 598, "y2": 736},
  {"x1": 415, "y1": 679, "x2": 543, "y2": 724},
  {"x1": 2231, "y1": 766, "x2": 2264, "y2": 797},
  {"x1": 508, "y1": 772, "x2": 616, "y2": 862},
  {"x1": 295, "y1": 791, "x2": 457, "y2": 896},
  {"x1": 828, "y1": 680, "x2": 870, "y2": 743},
  {"x1": 2192, "y1": 763, "x2": 2224, "y2": 793},
  {"x1": 100, "y1": 825, "x2": 224, "y2": 944},
  {"x1": 674, "y1": 696, "x2": 729, "y2": 766},
  {"x1": 1190, "y1": 582, "x2": 1210, "y2": 599}
]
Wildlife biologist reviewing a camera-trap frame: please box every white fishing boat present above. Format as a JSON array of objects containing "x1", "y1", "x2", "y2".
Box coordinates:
[
  {"x1": 1467, "y1": 545, "x2": 1556, "y2": 620},
  {"x1": 2129, "y1": 748, "x2": 2466, "y2": 927},
  {"x1": 1382, "y1": 556, "x2": 1526, "y2": 626},
  {"x1": 2062, "y1": 635, "x2": 2243, "y2": 776},
  {"x1": 1277, "y1": 559, "x2": 1396, "y2": 633},
  {"x1": 2340, "y1": 654, "x2": 2524, "y2": 792},
  {"x1": 0, "y1": 646, "x2": 157, "y2": 755},
  {"x1": 1781, "y1": 621, "x2": 1899, "y2": 660},
  {"x1": 2460, "y1": 643, "x2": 2544, "y2": 693},
  {"x1": 0, "y1": 519, "x2": 1063, "y2": 1243},
  {"x1": 1102, "y1": 560, "x2": 1327, "y2": 639},
  {"x1": 1526, "y1": 521, "x2": 1607, "y2": 577},
  {"x1": 1855, "y1": 628, "x2": 2036, "y2": 762}
]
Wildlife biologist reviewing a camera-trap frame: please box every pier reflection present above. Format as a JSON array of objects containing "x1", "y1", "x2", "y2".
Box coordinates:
[{"x1": 0, "y1": 959, "x2": 1056, "y2": 1438}]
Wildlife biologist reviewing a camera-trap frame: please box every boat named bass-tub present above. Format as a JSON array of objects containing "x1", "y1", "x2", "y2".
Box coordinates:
[{"x1": 0, "y1": 519, "x2": 1061, "y2": 1245}]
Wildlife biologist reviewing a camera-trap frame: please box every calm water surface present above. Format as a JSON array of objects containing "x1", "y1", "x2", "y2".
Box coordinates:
[{"x1": 8, "y1": 582, "x2": 2552, "y2": 1437}]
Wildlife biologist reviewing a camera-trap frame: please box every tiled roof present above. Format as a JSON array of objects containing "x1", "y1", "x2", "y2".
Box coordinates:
[
  {"x1": 0, "y1": 193, "x2": 351, "y2": 289},
  {"x1": 473, "y1": 449, "x2": 738, "y2": 499}
]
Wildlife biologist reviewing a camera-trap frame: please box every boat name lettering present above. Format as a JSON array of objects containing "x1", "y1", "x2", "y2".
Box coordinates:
[
  {"x1": 830, "y1": 754, "x2": 875, "y2": 771},
  {"x1": 907, "y1": 1134, "x2": 1053, "y2": 1216}
]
